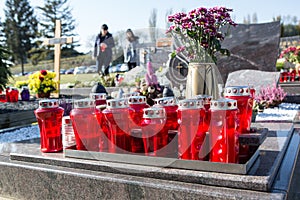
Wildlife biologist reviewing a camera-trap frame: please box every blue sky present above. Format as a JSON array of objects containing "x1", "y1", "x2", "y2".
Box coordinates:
[{"x1": 1, "y1": 0, "x2": 300, "y2": 52}]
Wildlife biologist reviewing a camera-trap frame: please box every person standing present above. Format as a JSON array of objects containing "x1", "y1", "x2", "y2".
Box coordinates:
[
  {"x1": 124, "y1": 29, "x2": 139, "y2": 70},
  {"x1": 93, "y1": 24, "x2": 115, "y2": 76}
]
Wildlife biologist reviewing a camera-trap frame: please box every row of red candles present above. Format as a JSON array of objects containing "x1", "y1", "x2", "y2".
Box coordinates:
[
  {"x1": 280, "y1": 70, "x2": 299, "y2": 82},
  {"x1": 34, "y1": 86, "x2": 255, "y2": 164},
  {"x1": 0, "y1": 88, "x2": 19, "y2": 102}
]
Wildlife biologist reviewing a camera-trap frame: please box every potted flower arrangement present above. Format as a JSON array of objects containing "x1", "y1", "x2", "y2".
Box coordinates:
[
  {"x1": 280, "y1": 46, "x2": 300, "y2": 64},
  {"x1": 167, "y1": 7, "x2": 237, "y2": 98},
  {"x1": 27, "y1": 70, "x2": 58, "y2": 98},
  {"x1": 278, "y1": 46, "x2": 300, "y2": 82},
  {"x1": 254, "y1": 82, "x2": 287, "y2": 112},
  {"x1": 279, "y1": 46, "x2": 300, "y2": 72}
]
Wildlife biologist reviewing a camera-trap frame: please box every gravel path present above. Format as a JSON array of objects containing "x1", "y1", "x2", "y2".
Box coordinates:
[{"x1": 0, "y1": 125, "x2": 40, "y2": 143}]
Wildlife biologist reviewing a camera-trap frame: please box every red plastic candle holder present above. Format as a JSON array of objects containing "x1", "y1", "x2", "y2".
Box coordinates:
[
  {"x1": 5, "y1": 87, "x2": 10, "y2": 102},
  {"x1": 177, "y1": 99, "x2": 207, "y2": 160},
  {"x1": 194, "y1": 95, "x2": 212, "y2": 135},
  {"x1": 224, "y1": 86, "x2": 251, "y2": 134},
  {"x1": 34, "y1": 99, "x2": 64, "y2": 153},
  {"x1": 209, "y1": 98, "x2": 239, "y2": 163},
  {"x1": 128, "y1": 95, "x2": 149, "y2": 128},
  {"x1": 154, "y1": 97, "x2": 179, "y2": 131},
  {"x1": 95, "y1": 105, "x2": 111, "y2": 152},
  {"x1": 141, "y1": 106, "x2": 166, "y2": 156},
  {"x1": 90, "y1": 93, "x2": 107, "y2": 106},
  {"x1": 70, "y1": 99, "x2": 101, "y2": 151},
  {"x1": 8, "y1": 87, "x2": 19, "y2": 102},
  {"x1": 224, "y1": 86, "x2": 253, "y2": 162},
  {"x1": 103, "y1": 98, "x2": 132, "y2": 153}
]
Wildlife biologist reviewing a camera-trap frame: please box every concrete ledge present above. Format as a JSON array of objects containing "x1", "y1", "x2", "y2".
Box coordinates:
[
  {"x1": 0, "y1": 123, "x2": 298, "y2": 199},
  {"x1": 0, "y1": 156, "x2": 285, "y2": 200},
  {"x1": 0, "y1": 110, "x2": 36, "y2": 129}
]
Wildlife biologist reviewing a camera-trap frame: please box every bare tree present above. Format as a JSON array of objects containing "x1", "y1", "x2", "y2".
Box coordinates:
[
  {"x1": 252, "y1": 13, "x2": 258, "y2": 24},
  {"x1": 149, "y1": 8, "x2": 157, "y2": 43}
]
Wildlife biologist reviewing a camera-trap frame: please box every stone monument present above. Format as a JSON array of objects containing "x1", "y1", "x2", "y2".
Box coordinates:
[{"x1": 165, "y1": 21, "x2": 281, "y2": 97}]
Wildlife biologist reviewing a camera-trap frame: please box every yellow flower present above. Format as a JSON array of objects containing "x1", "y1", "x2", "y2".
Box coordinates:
[
  {"x1": 25, "y1": 70, "x2": 58, "y2": 94},
  {"x1": 15, "y1": 81, "x2": 28, "y2": 89}
]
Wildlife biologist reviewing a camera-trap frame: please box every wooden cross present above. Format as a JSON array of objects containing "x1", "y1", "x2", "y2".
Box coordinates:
[{"x1": 43, "y1": 19, "x2": 73, "y2": 97}]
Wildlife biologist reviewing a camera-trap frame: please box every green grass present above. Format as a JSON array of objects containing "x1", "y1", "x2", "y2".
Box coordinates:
[
  {"x1": 10, "y1": 54, "x2": 95, "y2": 75},
  {"x1": 8, "y1": 54, "x2": 100, "y2": 87},
  {"x1": 7, "y1": 54, "x2": 133, "y2": 88},
  {"x1": 9, "y1": 73, "x2": 101, "y2": 86}
]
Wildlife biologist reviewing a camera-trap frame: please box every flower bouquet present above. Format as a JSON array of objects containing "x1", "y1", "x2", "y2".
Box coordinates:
[
  {"x1": 166, "y1": 6, "x2": 237, "y2": 98},
  {"x1": 167, "y1": 6, "x2": 237, "y2": 63},
  {"x1": 280, "y1": 46, "x2": 300, "y2": 65},
  {"x1": 27, "y1": 70, "x2": 58, "y2": 97}
]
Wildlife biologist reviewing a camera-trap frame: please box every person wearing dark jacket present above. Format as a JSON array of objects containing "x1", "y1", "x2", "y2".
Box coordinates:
[{"x1": 93, "y1": 24, "x2": 115, "y2": 76}]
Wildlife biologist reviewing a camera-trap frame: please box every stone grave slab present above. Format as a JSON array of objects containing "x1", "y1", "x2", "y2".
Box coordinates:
[
  {"x1": 225, "y1": 69, "x2": 280, "y2": 93},
  {"x1": 0, "y1": 122, "x2": 297, "y2": 199}
]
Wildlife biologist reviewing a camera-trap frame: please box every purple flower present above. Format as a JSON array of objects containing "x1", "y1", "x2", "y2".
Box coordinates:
[
  {"x1": 176, "y1": 46, "x2": 185, "y2": 53},
  {"x1": 167, "y1": 6, "x2": 236, "y2": 63}
]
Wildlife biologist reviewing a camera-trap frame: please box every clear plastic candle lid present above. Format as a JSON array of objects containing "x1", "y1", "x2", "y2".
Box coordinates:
[
  {"x1": 107, "y1": 98, "x2": 129, "y2": 109},
  {"x1": 90, "y1": 93, "x2": 107, "y2": 100},
  {"x1": 194, "y1": 95, "x2": 212, "y2": 104},
  {"x1": 210, "y1": 98, "x2": 237, "y2": 110},
  {"x1": 122, "y1": 92, "x2": 140, "y2": 98},
  {"x1": 224, "y1": 86, "x2": 250, "y2": 96},
  {"x1": 128, "y1": 95, "x2": 146, "y2": 104},
  {"x1": 143, "y1": 107, "x2": 166, "y2": 119},
  {"x1": 154, "y1": 97, "x2": 177, "y2": 106},
  {"x1": 73, "y1": 98, "x2": 95, "y2": 108},
  {"x1": 38, "y1": 99, "x2": 59, "y2": 108},
  {"x1": 178, "y1": 99, "x2": 203, "y2": 109}
]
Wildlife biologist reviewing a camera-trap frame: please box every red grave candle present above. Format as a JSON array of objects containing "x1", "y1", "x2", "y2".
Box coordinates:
[
  {"x1": 95, "y1": 105, "x2": 111, "y2": 152},
  {"x1": 5, "y1": 87, "x2": 10, "y2": 102},
  {"x1": 209, "y1": 98, "x2": 239, "y2": 163},
  {"x1": 224, "y1": 86, "x2": 252, "y2": 162},
  {"x1": 141, "y1": 106, "x2": 166, "y2": 156},
  {"x1": 9, "y1": 87, "x2": 19, "y2": 102},
  {"x1": 128, "y1": 96, "x2": 149, "y2": 128},
  {"x1": 102, "y1": 98, "x2": 131, "y2": 153},
  {"x1": 90, "y1": 93, "x2": 107, "y2": 106},
  {"x1": 224, "y1": 86, "x2": 251, "y2": 134},
  {"x1": 34, "y1": 99, "x2": 64, "y2": 153},
  {"x1": 194, "y1": 95, "x2": 212, "y2": 134},
  {"x1": 70, "y1": 99, "x2": 101, "y2": 151},
  {"x1": 177, "y1": 99, "x2": 205, "y2": 160},
  {"x1": 154, "y1": 97, "x2": 179, "y2": 131}
]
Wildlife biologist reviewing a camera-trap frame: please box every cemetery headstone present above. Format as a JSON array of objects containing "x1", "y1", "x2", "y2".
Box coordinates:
[
  {"x1": 164, "y1": 21, "x2": 281, "y2": 96},
  {"x1": 217, "y1": 21, "x2": 281, "y2": 83}
]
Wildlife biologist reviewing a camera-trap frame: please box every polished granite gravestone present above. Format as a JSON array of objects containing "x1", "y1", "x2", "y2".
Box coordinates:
[
  {"x1": 0, "y1": 122, "x2": 298, "y2": 199},
  {"x1": 163, "y1": 21, "x2": 281, "y2": 96},
  {"x1": 217, "y1": 21, "x2": 281, "y2": 83}
]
